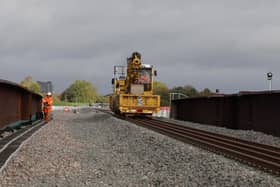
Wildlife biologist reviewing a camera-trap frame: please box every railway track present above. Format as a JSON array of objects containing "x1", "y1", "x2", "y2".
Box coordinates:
[
  {"x1": 124, "y1": 117, "x2": 280, "y2": 175},
  {"x1": 0, "y1": 120, "x2": 46, "y2": 172}
]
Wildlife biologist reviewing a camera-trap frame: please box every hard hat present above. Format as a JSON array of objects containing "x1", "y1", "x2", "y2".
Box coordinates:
[{"x1": 47, "y1": 92, "x2": 52, "y2": 96}]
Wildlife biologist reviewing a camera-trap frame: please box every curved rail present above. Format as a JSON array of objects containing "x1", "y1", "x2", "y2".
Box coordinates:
[{"x1": 0, "y1": 119, "x2": 46, "y2": 172}]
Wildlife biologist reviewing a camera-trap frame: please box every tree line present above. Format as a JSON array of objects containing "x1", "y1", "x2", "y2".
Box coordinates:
[
  {"x1": 154, "y1": 81, "x2": 213, "y2": 106},
  {"x1": 19, "y1": 76, "x2": 107, "y2": 105},
  {"x1": 19, "y1": 76, "x2": 213, "y2": 106}
]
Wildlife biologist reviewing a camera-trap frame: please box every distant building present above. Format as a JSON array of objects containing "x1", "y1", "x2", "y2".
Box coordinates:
[{"x1": 37, "y1": 81, "x2": 53, "y2": 94}]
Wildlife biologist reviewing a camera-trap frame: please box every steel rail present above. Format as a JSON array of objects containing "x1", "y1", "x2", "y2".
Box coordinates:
[
  {"x1": 0, "y1": 120, "x2": 46, "y2": 172},
  {"x1": 126, "y1": 117, "x2": 280, "y2": 175},
  {"x1": 146, "y1": 119, "x2": 280, "y2": 161},
  {"x1": 156, "y1": 119, "x2": 280, "y2": 153}
]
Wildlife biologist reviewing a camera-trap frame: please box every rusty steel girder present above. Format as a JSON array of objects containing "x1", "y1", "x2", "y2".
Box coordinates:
[
  {"x1": 0, "y1": 79, "x2": 42, "y2": 129},
  {"x1": 171, "y1": 91, "x2": 280, "y2": 137}
]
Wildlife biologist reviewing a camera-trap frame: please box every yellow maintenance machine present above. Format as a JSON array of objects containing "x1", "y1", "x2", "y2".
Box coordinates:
[{"x1": 110, "y1": 52, "x2": 160, "y2": 116}]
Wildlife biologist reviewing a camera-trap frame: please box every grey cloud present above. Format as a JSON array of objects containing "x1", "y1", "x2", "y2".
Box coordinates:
[{"x1": 1, "y1": 0, "x2": 280, "y2": 94}]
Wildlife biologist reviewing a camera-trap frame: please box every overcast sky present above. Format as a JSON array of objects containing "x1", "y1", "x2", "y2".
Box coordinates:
[{"x1": 1, "y1": 0, "x2": 280, "y2": 94}]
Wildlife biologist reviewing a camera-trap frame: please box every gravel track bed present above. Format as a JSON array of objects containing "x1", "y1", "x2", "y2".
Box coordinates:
[
  {"x1": 158, "y1": 118, "x2": 280, "y2": 148},
  {"x1": 0, "y1": 108, "x2": 279, "y2": 186}
]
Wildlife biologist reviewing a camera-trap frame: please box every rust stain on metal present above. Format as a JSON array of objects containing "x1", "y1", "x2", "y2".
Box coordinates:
[
  {"x1": 171, "y1": 91, "x2": 280, "y2": 137},
  {"x1": 0, "y1": 79, "x2": 42, "y2": 129}
]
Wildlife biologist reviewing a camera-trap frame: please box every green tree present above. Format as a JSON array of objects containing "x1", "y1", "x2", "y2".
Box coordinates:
[
  {"x1": 200, "y1": 88, "x2": 212, "y2": 96},
  {"x1": 170, "y1": 85, "x2": 198, "y2": 98},
  {"x1": 52, "y1": 93, "x2": 61, "y2": 103},
  {"x1": 153, "y1": 81, "x2": 169, "y2": 106},
  {"x1": 61, "y1": 80, "x2": 98, "y2": 103},
  {"x1": 20, "y1": 76, "x2": 41, "y2": 94},
  {"x1": 96, "y1": 95, "x2": 109, "y2": 103}
]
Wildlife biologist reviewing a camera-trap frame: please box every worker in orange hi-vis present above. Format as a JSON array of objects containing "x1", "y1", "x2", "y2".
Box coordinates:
[
  {"x1": 139, "y1": 72, "x2": 150, "y2": 84},
  {"x1": 42, "y1": 92, "x2": 53, "y2": 122}
]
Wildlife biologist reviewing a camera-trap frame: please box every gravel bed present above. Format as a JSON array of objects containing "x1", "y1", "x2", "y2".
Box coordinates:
[
  {"x1": 0, "y1": 125, "x2": 30, "y2": 140},
  {"x1": 0, "y1": 112, "x2": 85, "y2": 186},
  {"x1": 158, "y1": 118, "x2": 280, "y2": 148},
  {"x1": 0, "y1": 131, "x2": 13, "y2": 139},
  {"x1": 0, "y1": 108, "x2": 279, "y2": 186}
]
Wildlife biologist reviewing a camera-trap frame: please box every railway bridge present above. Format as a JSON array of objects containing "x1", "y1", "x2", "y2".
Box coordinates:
[{"x1": 0, "y1": 79, "x2": 280, "y2": 186}]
